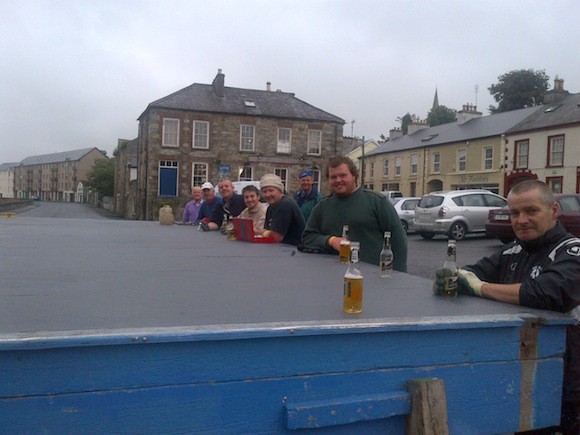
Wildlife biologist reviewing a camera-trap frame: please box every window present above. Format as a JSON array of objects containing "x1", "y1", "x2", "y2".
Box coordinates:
[
  {"x1": 307, "y1": 130, "x2": 322, "y2": 155},
  {"x1": 370, "y1": 161, "x2": 374, "y2": 178},
  {"x1": 515, "y1": 140, "x2": 529, "y2": 169},
  {"x1": 548, "y1": 135, "x2": 564, "y2": 167},
  {"x1": 458, "y1": 149, "x2": 466, "y2": 172},
  {"x1": 193, "y1": 121, "x2": 209, "y2": 149},
  {"x1": 240, "y1": 125, "x2": 255, "y2": 151},
  {"x1": 432, "y1": 153, "x2": 440, "y2": 173},
  {"x1": 239, "y1": 165, "x2": 253, "y2": 181},
  {"x1": 410, "y1": 154, "x2": 418, "y2": 174},
  {"x1": 158, "y1": 160, "x2": 178, "y2": 196},
  {"x1": 312, "y1": 170, "x2": 321, "y2": 191},
  {"x1": 275, "y1": 168, "x2": 288, "y2": 189},
  {"x1": 192, "y1": 163, "x2": 208, "y2": 187},
  {"x1": 395, "y1": 157, "x2": 401, "y2": 176},
  {"x1": 277, "y1": 128, "x2": 291, "y2": 153},
  {"x1": 547, "y1": 176, "x2": 563, "y2": 193},
  {"x1": 162, "y1": 118, "x2": 179, "y2": 147},
  {"x1": 483, "y1": 147, "x2": 493, "y2": 170},
  {"x1": 383, "y1": 158, "x2": 389, "y2": 176},
  {"x1": 382, "y1": 182, "x2": 400, "y2": 191}
]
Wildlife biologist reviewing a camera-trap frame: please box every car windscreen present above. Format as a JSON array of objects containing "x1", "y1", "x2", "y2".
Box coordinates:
[{"x1": 418, "y1": 196, "x2": 443, "y2": 208}]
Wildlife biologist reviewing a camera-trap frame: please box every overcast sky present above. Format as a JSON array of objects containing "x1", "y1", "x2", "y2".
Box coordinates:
[{"x1": 1, "y1": 0, "x2": 579, "y2": 163}]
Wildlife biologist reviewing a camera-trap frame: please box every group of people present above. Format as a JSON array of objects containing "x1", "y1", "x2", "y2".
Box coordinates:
[{"x1": 181, "y1": 156, "x2": 578, "y2": 432}]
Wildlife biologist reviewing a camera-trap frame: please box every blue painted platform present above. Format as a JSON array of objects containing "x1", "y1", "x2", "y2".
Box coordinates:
[{"x1": 0, "y1": 217, "x2": 573, "y2": 433}]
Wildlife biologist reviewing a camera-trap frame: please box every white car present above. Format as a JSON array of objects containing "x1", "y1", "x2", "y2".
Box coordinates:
[{"x1": 391, "y1": 197, "x2": 420, "y2": 233}]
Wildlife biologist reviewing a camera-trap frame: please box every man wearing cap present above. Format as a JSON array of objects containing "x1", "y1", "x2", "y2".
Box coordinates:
[
  {"x1": 206, "y1": 178, "x2": 246, "y2": 231},
  {"x1": 259, "y1": 173, "x2": 305, "y2": 246},
  {"x1": 293, "y1": 170, "x2": 323, "y2": 222},
  {"x1": 182, "y1": 186, "x2": 204, "y2": 224},
  {"x1": 196, "y1": 182, "x2": 222, "y2": 225}
]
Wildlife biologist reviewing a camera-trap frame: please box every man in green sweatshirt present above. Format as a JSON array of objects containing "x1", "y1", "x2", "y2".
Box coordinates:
[{"x1": 302, "y1": 155, "x2": 407, "y2": 271}]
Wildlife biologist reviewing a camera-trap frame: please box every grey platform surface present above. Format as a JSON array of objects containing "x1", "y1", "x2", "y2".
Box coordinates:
[{"x1": 0, "y1": 216, "x2": 569, "y2": 335}]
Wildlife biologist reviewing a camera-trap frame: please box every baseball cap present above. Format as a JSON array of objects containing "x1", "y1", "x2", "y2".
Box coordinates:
[
  {"x1": 299, "y1": 170, "x2": 314, "y2": 178},
  {"x1": 201, "y1": 182, "x2": 214, "y2": 190}
]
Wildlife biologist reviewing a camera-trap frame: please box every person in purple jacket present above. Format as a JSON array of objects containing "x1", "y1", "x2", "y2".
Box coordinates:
[{"x1": 182, "y1": 186, "x2": 203, "y2": 224}]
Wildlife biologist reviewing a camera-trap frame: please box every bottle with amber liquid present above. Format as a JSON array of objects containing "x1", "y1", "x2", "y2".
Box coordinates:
[
  {"x1": 338, "y1": 225, "x2": 351, "y2": 264},
  {"x1": 442, "y1": 239, "x2": 459, "y2": 297},
  {"x1": 226, "y1": 216, "x2": 235, "y2": 240},
  {"x1": 379, "y1": 231, "x2": 393, "y2": 279},
  {"x1": 343, "y1": 242, "x2": 363, "y2": 314}
]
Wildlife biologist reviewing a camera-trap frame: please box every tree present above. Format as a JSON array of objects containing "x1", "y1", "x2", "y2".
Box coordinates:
[
  {"x1": 488, "y1": 68, "x2": 549, "y2": 113},
  {"x1": 396, "y1": 113, "x2": 414, "y2": 135},
  {"x1": 427, "y1": 105, "x2": 457, "y2": 126},
  {"x1": 85, "y1": 158, "x2": 115, "y2": 197}
]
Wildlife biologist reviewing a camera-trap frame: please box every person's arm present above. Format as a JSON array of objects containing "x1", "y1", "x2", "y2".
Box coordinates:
[
  {"x1": 207, "y1": 202, "x2": 225, "y2": 230},
  {"x1": 182, "y1": 203, "x2": 190, "y2": 223},
  {"x1": 262, "y1": 229, "x2": 284, "y2": 243},
  {"x1": 302, "y1": 202, "x2": 337, "y2": 250},
  {"x1": 481, "y1": 282, "x2": 521, "y2": 305}
]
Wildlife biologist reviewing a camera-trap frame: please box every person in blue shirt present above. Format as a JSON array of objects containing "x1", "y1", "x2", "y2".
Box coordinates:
[{"x1": 293, "y1": 170, "x2": 322, "y2": 222}]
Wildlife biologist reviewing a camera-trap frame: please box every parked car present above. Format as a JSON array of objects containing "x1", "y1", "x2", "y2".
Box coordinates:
[
  {"x1": 392, "y1": 197, "x2": 420, "y2": 233},
  {"x1": 486, "y1": 193, "x2": 580, "y2": 242},
  {"x1": 413, "y1": 190, "x2": 507, "y2": 240},
  {"x1": 380, "y1": 190, "x2": 403, "y2": 202}
]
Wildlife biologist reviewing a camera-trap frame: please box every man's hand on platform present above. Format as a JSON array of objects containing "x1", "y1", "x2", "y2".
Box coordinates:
[
  {"x1": 457, "y1": 269, "x2": 485, "y2": 297},
  {"x1": 432, "y1": 268, "x2": 454, "y2": 295}
]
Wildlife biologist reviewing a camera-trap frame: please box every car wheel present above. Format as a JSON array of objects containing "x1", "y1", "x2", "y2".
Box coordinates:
[
  {"x1": 449, "y1": 222, "x2": 467, "y2": 240},
  {"x1": 401, "y1": 220, "x2": 408, "y2": 233},
  {"x1": 419, "y1": 232, "x2": 435, "y2": 240}
]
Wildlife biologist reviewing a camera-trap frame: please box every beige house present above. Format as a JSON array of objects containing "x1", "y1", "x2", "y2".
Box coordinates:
[
  {"x1": 344, "y1": 139, "x2": 380, "y2": 188},
  {"x1": 131, "y1": 69, "x2": 345, "y2": 220},
  {"x1": 0, "y1": 163, "x2": 18, "y2": 198},
  {"x1": 504, "y1": 80, "x2": 579, "y2": 195},
  {"x1": 13, "y1": 148, "x2": 108, "y2": 201},
  {"x1": 364, "y1": 105, "x2": 539, "y2": 197}
]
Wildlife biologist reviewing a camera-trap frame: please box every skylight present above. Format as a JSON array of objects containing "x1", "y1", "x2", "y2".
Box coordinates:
[
  {"x1": 544, "y1": 104, "x2": 562, "y2": 113},
  {"x1": 244, "y1": 100, "x2": 256, "y2": 108},
  {"x1": 421, "y1": 133, "x2": 439, "y2": 142}
]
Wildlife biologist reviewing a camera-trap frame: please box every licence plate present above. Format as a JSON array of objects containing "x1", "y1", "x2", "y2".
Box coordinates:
[
  {"x1": 420, "y1": 212, "x2": 431, "y2": 219},
  {"x1": 495, "y1": 215, "x2": 510, "y2": 221}
]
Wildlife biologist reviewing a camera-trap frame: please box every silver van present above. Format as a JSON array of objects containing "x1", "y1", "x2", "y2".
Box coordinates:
[{"x1": 413, "y1": 190, "x2": 507, "y2": 240}]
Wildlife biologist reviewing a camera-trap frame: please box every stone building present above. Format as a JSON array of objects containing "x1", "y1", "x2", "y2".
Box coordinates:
[
  {"x1": 133, "y1": 69, "x2": 344, "y2": 220},
  {"x1": 0, "y1": 163, "x2": 18, "y2": 198},
  {"x1": 113, "y1": 138, "x2": 139, "y2": 219},
  {"x1": 13, "y1": 147, "x2": 108, "y2": 202}
]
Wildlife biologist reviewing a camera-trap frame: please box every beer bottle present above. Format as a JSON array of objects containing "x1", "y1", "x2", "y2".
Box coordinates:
[
  {"x1": 442, "y1": 239, "x2": 459, "y2": 297},
  {"x1": 343, "y1": 242, "x2": 363, "y2": 314},
  {"x1": 379, "y1": 231, "x2": 393, "y2": 279},
  {"x1": 338, "y1": 225, "x2": 351, "y2": 264},
  {"x1": 226, "y1": 216, "x2": 235, "y2": 240}
]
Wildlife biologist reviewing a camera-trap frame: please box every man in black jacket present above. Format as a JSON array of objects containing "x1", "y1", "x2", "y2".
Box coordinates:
[
  {"x1": 434, "y1": 180, "x2": 580, "y2": 433},
  {"x1": 205, "y1": 178, "x2": 245, "y2": 231}
]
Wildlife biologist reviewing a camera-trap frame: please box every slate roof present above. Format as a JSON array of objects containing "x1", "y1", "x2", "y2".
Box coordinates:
[
  {"x1": 0, "y1": 162, "x2": 19, "y2": 171},
  {"x1": 366, "y1": 106, "x2": 541, "y2": 157},
  {"x1": 140, "y1": 83, "x2": 345, "y2": 124},
  {"x1": 506, "y1": 93, "x2": 580, "y2": 134},
  {"x1": 19, "y1": 148, "x2": 105, "y2": 166}
]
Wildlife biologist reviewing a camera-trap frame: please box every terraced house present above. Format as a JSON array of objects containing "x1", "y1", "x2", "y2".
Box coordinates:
[{"x1": 132, "y1": 69, "x2": 344, "y2": 220}]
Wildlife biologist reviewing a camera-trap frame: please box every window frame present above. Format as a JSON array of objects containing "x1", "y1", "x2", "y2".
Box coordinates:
[
  {"x1": 307, "y1": 130, "x2": 322, "y2": 156},
  {"x1": 515, "y1": 139, "x2": 529, "y2": 169},
  {"x1": 191, "y1": 162, "x2": 208, "y2": 187},
  {"x1": 274, "y1": 168, "x2": 288, "y2": 189},
  {"x1": 383, "y1": 158, "x2": 389, "y2": 176},
  {"x1": 192, "y1": 121, "x2": 210, "y2": 149},
  {"x1": 240, "y1": 125, "x2": 255, "y2": 152},
  {"x1": 432, "y1": 152, "x2": 440, "y2": 174},
  {"x1": 410, "y1": 154, "x2": 418, "y2": 175},
  {"x1": 457, "y1": 149, "x2": 467, "y2": 172},
  {"x1": 547, "y1": 135, "x2": 564, "y2": 167},
  {"x1": 238, "y1": 165, "x2": 253, "y2": 181},
  {"x1": 483, "y1": 147, "x2": 493, "y2": 171},
  {"x1": 162, "y1": 118, "x2": 179, "y2": 148},
  {"x1": 395, "y1": 156, "x2": 401, "y2": 176},
  {"x1": 277, "y1": 127, "x2": 292, "y2": 154},
  {"x1": 546, "y1": 176, "x2": 563, "y2": 193}
]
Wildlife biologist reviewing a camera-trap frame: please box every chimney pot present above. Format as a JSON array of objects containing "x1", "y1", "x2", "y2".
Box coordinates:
[{"x1": 267, "y1": 81, "x2": 271, "y2": 92}]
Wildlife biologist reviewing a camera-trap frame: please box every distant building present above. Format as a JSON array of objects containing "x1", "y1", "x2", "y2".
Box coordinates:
[
  {"x1": 13, "y1": 147, "x2": 108, "y2": 201},
  {"x1": 114, "y1": 138, "x2": 139, "y2": 219},
  {"x1": 0, "y1": 162, "x2": 19, "y2": 198},
  {"x1": 504, "y1": 78, "x2": 580, "y2": 195},
  {"x1": 131, "y1": 69, "x2": 345, "y2": 220}
]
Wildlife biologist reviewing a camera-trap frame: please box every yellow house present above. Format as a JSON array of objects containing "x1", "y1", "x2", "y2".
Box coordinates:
[{"x1": 365, "y1": 105, "x2": 540, "y2": 197}]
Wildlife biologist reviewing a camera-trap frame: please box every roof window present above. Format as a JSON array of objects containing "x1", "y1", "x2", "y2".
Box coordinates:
[
  {"x1": 421, "y1": 133, "x2": 439, "y2": 142},
  {"x1": 244, "y1": 100, "x2": 256, "y2": 108},
  {"x1": 544, "y1": 104, "x2": 562, "y2": 113}
]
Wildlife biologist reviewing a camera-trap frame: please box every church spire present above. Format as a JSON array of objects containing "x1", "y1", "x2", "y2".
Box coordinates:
[{"x1": 432, "y1": 88, "x2": 439, "y2": 110}]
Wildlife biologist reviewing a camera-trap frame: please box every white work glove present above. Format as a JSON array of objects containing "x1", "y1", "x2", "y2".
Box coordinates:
[{"x1": 457, "y1": 269, "x2": 485, "y2": 297}]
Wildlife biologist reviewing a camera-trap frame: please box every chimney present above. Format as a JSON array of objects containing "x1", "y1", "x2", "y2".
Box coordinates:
[
  {"x1": 266, "y1": 81, "x2": 271, "y2": 92},
  {"x1": 212, "y1": 68, "x2": 225, "y2": 97},
  {"x1": 389, "y1": 128, "x2": 403, "y2": 140},
  {"x1": 407, "y1": 116, "x2": 428, "y2": 135},
  {"x1": 543, "y1": 76, "x2": 569, "y2": 104},
  {"x1": 457, "y1": 103, "x2": 482, "y2": 124}
]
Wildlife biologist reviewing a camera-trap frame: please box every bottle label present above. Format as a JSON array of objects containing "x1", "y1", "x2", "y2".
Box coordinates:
[{"x1": 380, "y1": 258, "x2": 393, "y2": 271}]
